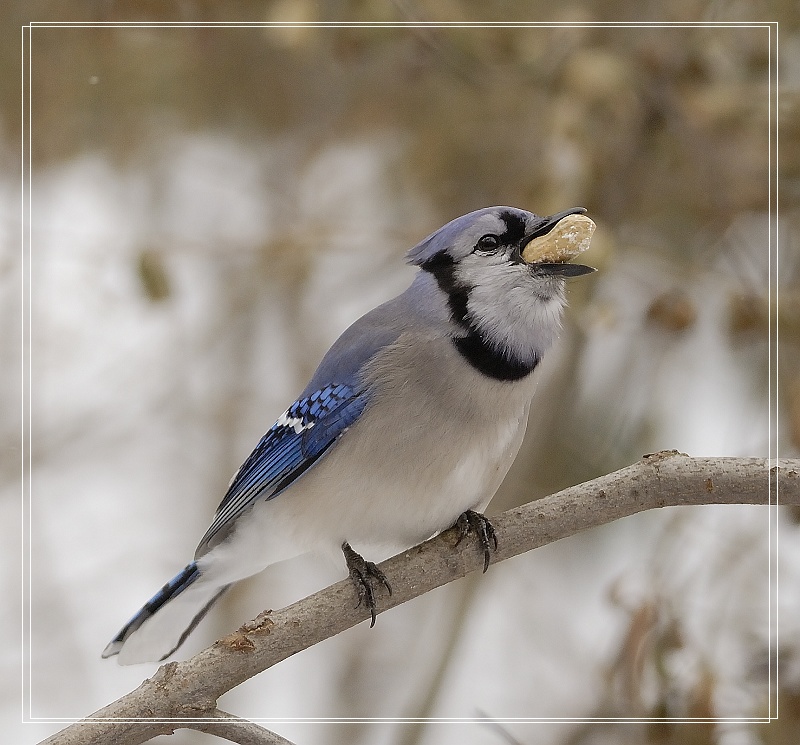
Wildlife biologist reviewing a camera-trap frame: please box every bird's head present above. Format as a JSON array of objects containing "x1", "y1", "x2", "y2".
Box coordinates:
[
  {"x1": 407, "y1": 205, "x2": 595, "y2": 277},
  {"x1": 406, "y1": 206, "x2": 596, "y2": 379}
]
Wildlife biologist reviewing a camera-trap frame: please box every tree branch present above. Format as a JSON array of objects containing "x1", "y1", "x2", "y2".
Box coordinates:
[
  {"x1": 40, "y1": 454, "x2": 799, "y2": 745},
  {"x1": 189, "y1": 709, "x2": 298, "y2": 745}
]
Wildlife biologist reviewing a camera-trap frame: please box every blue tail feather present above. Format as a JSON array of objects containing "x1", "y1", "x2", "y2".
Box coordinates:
[{"x1": 102, "y1": 562, "x2": 200, "y2": 658}]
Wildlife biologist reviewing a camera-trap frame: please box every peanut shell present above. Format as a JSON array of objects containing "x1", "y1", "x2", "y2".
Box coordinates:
[{"x1": 522, "y1": 214, "x2": 596, "y2": 264}]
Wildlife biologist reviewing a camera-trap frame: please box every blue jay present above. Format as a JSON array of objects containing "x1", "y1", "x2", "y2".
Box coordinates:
[{"x1": 103, "y1": 206, "x2": 595, "y2": 664}]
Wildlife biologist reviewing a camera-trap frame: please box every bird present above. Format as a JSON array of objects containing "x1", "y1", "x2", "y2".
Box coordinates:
[{"x1": 103, "y1": 205, "x2": 595, "y2": 664}]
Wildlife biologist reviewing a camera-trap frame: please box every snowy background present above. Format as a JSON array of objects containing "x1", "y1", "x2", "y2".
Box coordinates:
[{"x1": 4, "y1": 4, "x2": 799, "y2": 745}]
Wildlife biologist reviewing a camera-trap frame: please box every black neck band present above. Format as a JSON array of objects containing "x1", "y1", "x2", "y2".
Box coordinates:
[
  {"x1": 453, "y1": 334, "x2": 538, "y2": 381},
  {"x1": 421, "y1": 254, "x2": 537, "y2": 382}
]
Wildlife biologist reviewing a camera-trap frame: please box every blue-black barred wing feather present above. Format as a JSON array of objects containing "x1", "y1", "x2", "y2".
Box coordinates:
[{"x1": 196, "y1": 383, "x2": 370, "y2": 555}]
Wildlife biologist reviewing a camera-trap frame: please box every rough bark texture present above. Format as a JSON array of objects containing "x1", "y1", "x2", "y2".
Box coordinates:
[{"x1": 39, "y1": 454, "x2": 799, "y2": 745}]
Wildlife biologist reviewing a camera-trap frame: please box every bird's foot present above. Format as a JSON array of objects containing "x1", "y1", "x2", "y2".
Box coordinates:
[
  {"x1": 341, "y1": 542, "x2": 392, "y2": 627},
  {"x1": 455, "y1": 510, "x2": 498, "y2": 573}
]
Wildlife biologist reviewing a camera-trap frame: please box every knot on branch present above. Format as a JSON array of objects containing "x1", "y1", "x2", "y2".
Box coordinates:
[
  {"x1": 641, "y1": 449, "x2": 688, "y2": 462},
  {"x1": 239, "y1": 609, "x2": 274, "y2": 633},
  {"x1": 150, "y1": 661, "x2": 179, "y2": 688}
]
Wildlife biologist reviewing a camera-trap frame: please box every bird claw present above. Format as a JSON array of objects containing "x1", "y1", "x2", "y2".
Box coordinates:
[
  {"x1": 455, "y1": 510, "x2": 498, "y2": 573},
  {"x1": 341, "y1": 542, "x2": 392, "y2": 627}
]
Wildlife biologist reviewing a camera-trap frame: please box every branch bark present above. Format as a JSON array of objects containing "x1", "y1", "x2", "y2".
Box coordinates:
[
  {"x1": 190, "y1": 709, "x2": 297, "y2": 745},
  {"x1": 40, "y1": 454, "x2": 799, "y2": 745}
]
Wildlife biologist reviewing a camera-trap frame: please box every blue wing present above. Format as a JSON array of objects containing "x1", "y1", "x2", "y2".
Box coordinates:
[{"x1": 196, "y1": 382, "x2": 370, "y2": 554}]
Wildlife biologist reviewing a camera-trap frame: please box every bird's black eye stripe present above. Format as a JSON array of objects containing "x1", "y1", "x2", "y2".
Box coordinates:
[
  {"x1": 498, "y1": 211, "x2": 527, "y2": 245},
  {"x1": 475, "y1": 234, "x2": 500, "y2": 252}
]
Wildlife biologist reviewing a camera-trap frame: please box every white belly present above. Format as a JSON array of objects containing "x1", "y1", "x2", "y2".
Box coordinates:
[
  {"x1": 201, "y1": 402, "x2": 529, "y2": 586},
  {"x1": 198, "y1": 336, "x2": 537, "y2": 583}
]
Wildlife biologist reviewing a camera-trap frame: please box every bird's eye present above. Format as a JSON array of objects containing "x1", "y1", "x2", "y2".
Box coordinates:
[{"x1": 476, "y1": 234, "x2": 500, "y2": 253}]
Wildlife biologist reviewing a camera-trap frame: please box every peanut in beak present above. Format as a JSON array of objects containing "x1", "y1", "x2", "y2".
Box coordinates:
[{"x1": 521, "y1": 214, "x2": 596, "y2": 265}]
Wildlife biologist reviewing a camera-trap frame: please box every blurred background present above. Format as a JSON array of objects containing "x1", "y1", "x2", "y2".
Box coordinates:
[{"x1": 4, "y1": 2, "x2": 800, "y2": 744}]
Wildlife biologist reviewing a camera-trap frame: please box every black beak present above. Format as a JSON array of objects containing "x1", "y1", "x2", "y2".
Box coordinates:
[{"x1": 534, "y1": 262, "x2": 596, "y2": 277}]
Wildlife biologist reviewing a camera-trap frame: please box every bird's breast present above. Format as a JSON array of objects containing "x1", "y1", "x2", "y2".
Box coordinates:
[
  {"x1": 441, "y1": 414, "x2": 525, "y2": 507},
  {"x1": 319, "y1": 334, "x2": 536, "y2": 547},
  {"x1": 245, "y1": 333, "x2": 537, "y2": 560}
]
